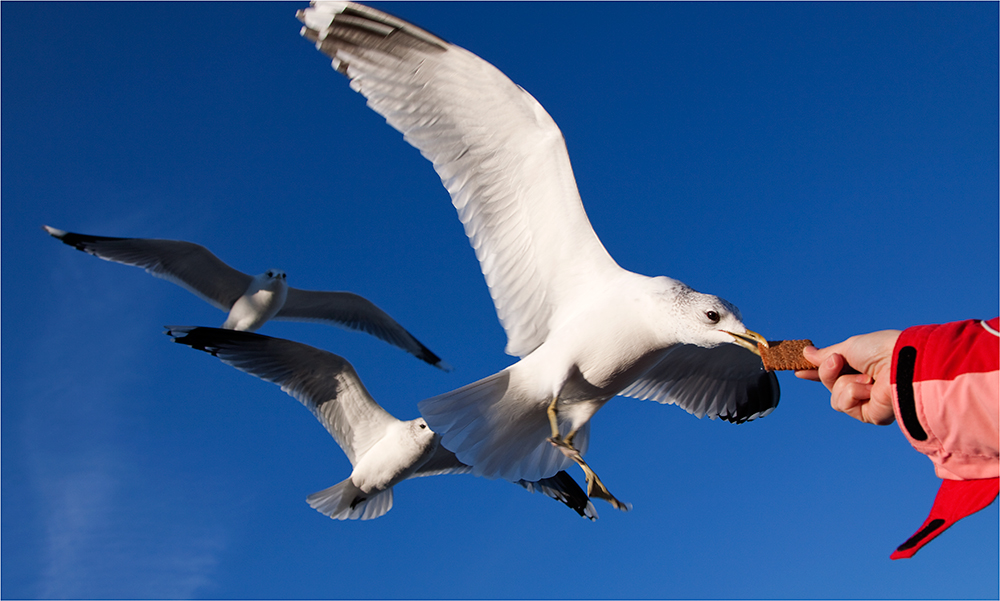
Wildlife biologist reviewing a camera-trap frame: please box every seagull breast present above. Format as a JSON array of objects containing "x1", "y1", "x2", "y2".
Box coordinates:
[
  {"x1": 350, "y1": 419, "x2": 438, "y2": 493},
  {"x1": 222, "y1": 272, "x2": 290, "y2": 331}
]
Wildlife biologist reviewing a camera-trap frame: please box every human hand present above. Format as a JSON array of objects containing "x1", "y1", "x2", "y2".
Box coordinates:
[{"x1": 794, "y1": 330, "x2": 901, "y2": 425}]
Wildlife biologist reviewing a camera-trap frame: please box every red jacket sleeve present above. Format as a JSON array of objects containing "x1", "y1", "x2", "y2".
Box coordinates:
[
  {"x1": 890, "y1": 318, "x2": 999, "y2": 480},
  {"x1": 887, "y1": 318, "x2": 999, "y2": 559}
]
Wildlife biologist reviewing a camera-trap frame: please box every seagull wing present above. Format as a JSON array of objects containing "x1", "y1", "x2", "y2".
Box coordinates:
[
  {"x1": 165, "y1": 326, "x2": 397, "y2": 465},
  {"x1": 276, "y1": 288, "x2": 449, "y2": 370},
  {"x1": 44, "y1": 226, "x2": 251, "y2": 311},
  {"x1": 411, "y1": 441, "x2": 473, "y2": 478},
  {"x1": 298, "y1": 2, "x2": 622, "y2": 358},
  {"x1": 620, "y1": 343, "x2": 780, "y2": 424},
  {"x1": 515, "y1": 471, "x2": 599, "y2": 521}
]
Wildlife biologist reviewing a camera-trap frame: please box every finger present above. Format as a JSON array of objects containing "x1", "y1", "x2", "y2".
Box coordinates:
[
  {"x1": 804, "y1": 343, "x2": 839, "y2": 368},
  {"x1": 802, "y1": 345, "x2": 823, "y2": 364},
  {"x1": 794, "y1": 369, "x2": 820, "y2": 381},
  {"x1": 812, "y1": 331, "x2": 901, "y2": 380},
  {"x1": 816, "y1": 353, "x2": 847, "y2": 392},
  {"x1": 798, "y1": 346, "x2": 822, "y2": 380},
  {"x1": 804, "y1": 342, "x2": 861, "y2": 370},
  {"x1": 830, "y1": 374, "x2": 875, "y2": 421},
  {"x1": 865, "y1": 379, "x2": 897, "y2": 426}
]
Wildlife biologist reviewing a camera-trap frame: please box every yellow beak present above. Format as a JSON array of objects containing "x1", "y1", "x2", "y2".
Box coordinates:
[{"x1": 723, "y1": 329, "x2": 768, "y2": 356}]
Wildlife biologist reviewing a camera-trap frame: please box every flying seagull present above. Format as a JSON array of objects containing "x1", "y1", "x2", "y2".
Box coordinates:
[
  {"x1": 45, "y1": 225, "x2": 449, "y2": 370},
  {"x1": 166, "y1": 326, "x2": 597, "y2": 521},
  {"x1": 298, "y1": 1, "x2": 779, "y2": 509}
]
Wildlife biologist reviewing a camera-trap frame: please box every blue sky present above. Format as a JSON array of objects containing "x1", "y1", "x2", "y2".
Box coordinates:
[{"x1": 3, "y1": 2, "x2": 997, "y2": 599}]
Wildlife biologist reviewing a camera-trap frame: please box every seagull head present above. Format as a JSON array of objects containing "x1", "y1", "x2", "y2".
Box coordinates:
[
  {"x1": 403, "y1": 418, "x2": 440, "y2": 459},
  {"x1": 253, "y1": 269, "x2": 288, "y2": 290},
  {"x1": 659, "y1": 278, "x2": 766, "y2": 355},
  {"x1": 264, "y1": 269, "x2": 287, "y2": 281},
  {"x1": 700, "y1": 300, "x2": 766, "y2": 356},
  {"x1": 249, "y1": 269, "x2": 289, "y2": 295}
]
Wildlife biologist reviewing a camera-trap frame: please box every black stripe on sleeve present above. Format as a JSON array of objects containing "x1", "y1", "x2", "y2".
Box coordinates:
[{"x1": 895, "y1": 345, "x2": 928, "y2": 441}]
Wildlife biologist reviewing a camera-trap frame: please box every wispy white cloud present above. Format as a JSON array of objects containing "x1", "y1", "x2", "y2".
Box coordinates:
[
  {"x1": 14, "y1": 259, "x2": 228, "y2": 599},
  {"x1": 35, "y1": 461, "x2": 225, "y2": 599}
]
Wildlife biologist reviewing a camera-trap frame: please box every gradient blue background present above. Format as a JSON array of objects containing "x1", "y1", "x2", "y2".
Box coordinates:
[{"x1": 3, "y1": 2, "x2": 998, "y2": 599}]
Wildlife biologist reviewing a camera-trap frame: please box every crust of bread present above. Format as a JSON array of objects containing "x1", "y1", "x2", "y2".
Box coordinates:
[{"x1": 759, "y1": 339, "x2": 817, "y2": 371}]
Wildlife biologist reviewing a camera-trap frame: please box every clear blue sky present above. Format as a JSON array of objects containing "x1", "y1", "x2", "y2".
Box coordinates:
[{"x1": 3, "y1": 2, "x2": 997, "y2": 599}]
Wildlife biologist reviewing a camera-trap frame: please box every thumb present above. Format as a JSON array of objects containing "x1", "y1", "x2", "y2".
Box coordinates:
[
  {"x1": 804, "y1": 340, "x2": 864, "y2": 373},
  {"x1": 808, "y1": 331, "x2": 901, "y2": 379}
]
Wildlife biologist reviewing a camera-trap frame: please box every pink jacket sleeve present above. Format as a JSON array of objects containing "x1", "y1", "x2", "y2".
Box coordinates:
[
  {"x1": 890, "y1": 317, "x2": 999, "y2": 480},
  {"x1": 887, "y1": 317, "x2": 999, "y2": 559}
]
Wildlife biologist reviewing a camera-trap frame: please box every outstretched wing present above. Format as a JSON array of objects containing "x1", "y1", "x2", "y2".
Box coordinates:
[
  {"x1": 166, "y1": 326, "x2": 397, "y2": 465},
  {"x1": 298, "y1": 2, "x2": 622, "y2": 358},
  {"x1": 276, "y1": 288, "x2": 449, "y2": 370},
  {"x1": 45, "y1": 225, "x2": 251, "y2": 311},
  {"x1": 620, "y1": 343, "x2": 780, "y2": 423}
]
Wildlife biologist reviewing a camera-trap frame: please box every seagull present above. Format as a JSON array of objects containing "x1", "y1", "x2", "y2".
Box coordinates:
[
  {"x1": 298, "y1": 1, "x2": 779, "y2": 509},
  {"x1": 45, "y1": 225, "x2": 449, "y2": 370},
  {"x1": 166, "y1": 326, "x2": 598, "y2": 521}
]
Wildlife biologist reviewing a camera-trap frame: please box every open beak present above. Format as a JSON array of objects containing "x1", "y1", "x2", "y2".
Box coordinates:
[{"x1": 723, "y1": 329, "x2": 768, "y2": 356}]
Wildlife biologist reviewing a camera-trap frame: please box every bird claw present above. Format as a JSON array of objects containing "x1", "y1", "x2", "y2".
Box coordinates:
[
  {"x1": 549, "y1": 436, "x2": 630, "y2": 511},
  {"x1": 585, "y1": 474, "x2": 631, "y2": 512},
  {"x1": 580, "y1": 460, "x2": 630, "y2": 511}
]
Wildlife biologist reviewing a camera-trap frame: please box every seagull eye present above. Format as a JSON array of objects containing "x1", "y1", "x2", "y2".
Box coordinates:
[{"x1": 705, "y1": 310, "x2": 720, "y2": 323}]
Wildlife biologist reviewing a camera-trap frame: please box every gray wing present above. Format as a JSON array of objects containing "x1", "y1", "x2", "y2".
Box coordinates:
[
  {"x1": 277, "y1": 288, "x2": 449, "y2": 370},
  {"x1": 413, "y1": 442, "x2": 597, "y2": 520},
  {"x1": 298, "y1": 2, "x2": 623, "y2": 358},
  {"x1": 44, "y1": 225, "x2": 251, "y2": 311},
  {"x1": 165, "y1": 326, "x2": 397, "y2": 465},
  {"x1": 620, "y1": 343, "x2": 780, "y2": 424}
]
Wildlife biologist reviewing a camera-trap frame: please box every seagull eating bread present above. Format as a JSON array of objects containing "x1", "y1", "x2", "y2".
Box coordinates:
[{"x1": 298, "y1": 2, "x2": 779, "y2": 509}]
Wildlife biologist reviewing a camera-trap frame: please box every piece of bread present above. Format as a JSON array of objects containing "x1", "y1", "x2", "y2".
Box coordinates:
[{"x1": 759, "y1": 339, "x2": 817, "y2": 371}]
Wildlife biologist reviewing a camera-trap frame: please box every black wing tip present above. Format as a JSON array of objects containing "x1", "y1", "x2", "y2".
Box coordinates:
[
  {"x1": 403, "y1": 334, "x2": 450, "y2": 371},
  {"x1": 166, "y1": 324, "x2": 269, "y2": 340},
  {"x1": 42, "y1": 224, "x2": 127, "y2": 251},
  {"x1": 165, "y1": 325, "x2": 221, "y2": 355},
  {"x1": 546, "y1": 471, "x2": 599, "y2": 521},
  {"x1": 424, "y1": 351, "x2": 452, "y2": 372},
  {"x1": 165, "y1": 325, "x2": 269, "y2": 356},
  {"x1": 720, "y1": 370, "x2": 781, "y2": 425}
]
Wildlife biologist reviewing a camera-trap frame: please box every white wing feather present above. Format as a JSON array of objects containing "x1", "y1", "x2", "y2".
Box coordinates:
[
  {"x1": 44, "y1": 226, "x2": 251, "y2": 311},
  {"x1": 166, "y1": 327, "x2": 397, "y2": 465},
  {"x1": 298, "y1": 2, "x2": 622, "y2": 357},
  {"x1": 276, "y1": 288, "x2": 448, "y2": 369}
]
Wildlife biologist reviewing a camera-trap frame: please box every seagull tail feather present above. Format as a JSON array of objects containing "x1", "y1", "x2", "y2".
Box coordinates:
[
  {"x1": 306, "y1": 478, "x2": 394, "y2": 521},
  {"x1": 418, "y1": 370, "x2": 571, "y2": 483}
]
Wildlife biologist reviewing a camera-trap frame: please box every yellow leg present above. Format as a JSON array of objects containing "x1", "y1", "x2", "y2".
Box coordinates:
[
  {"x1": 571, "y1": 455, "x2": 630, "y2": 512},
  {"x1": 546, "y1": 396, "x2": 560, "y2": 440},
  {"x1": 547, "y1": 418, "x2": 630, "y2": 512}
]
